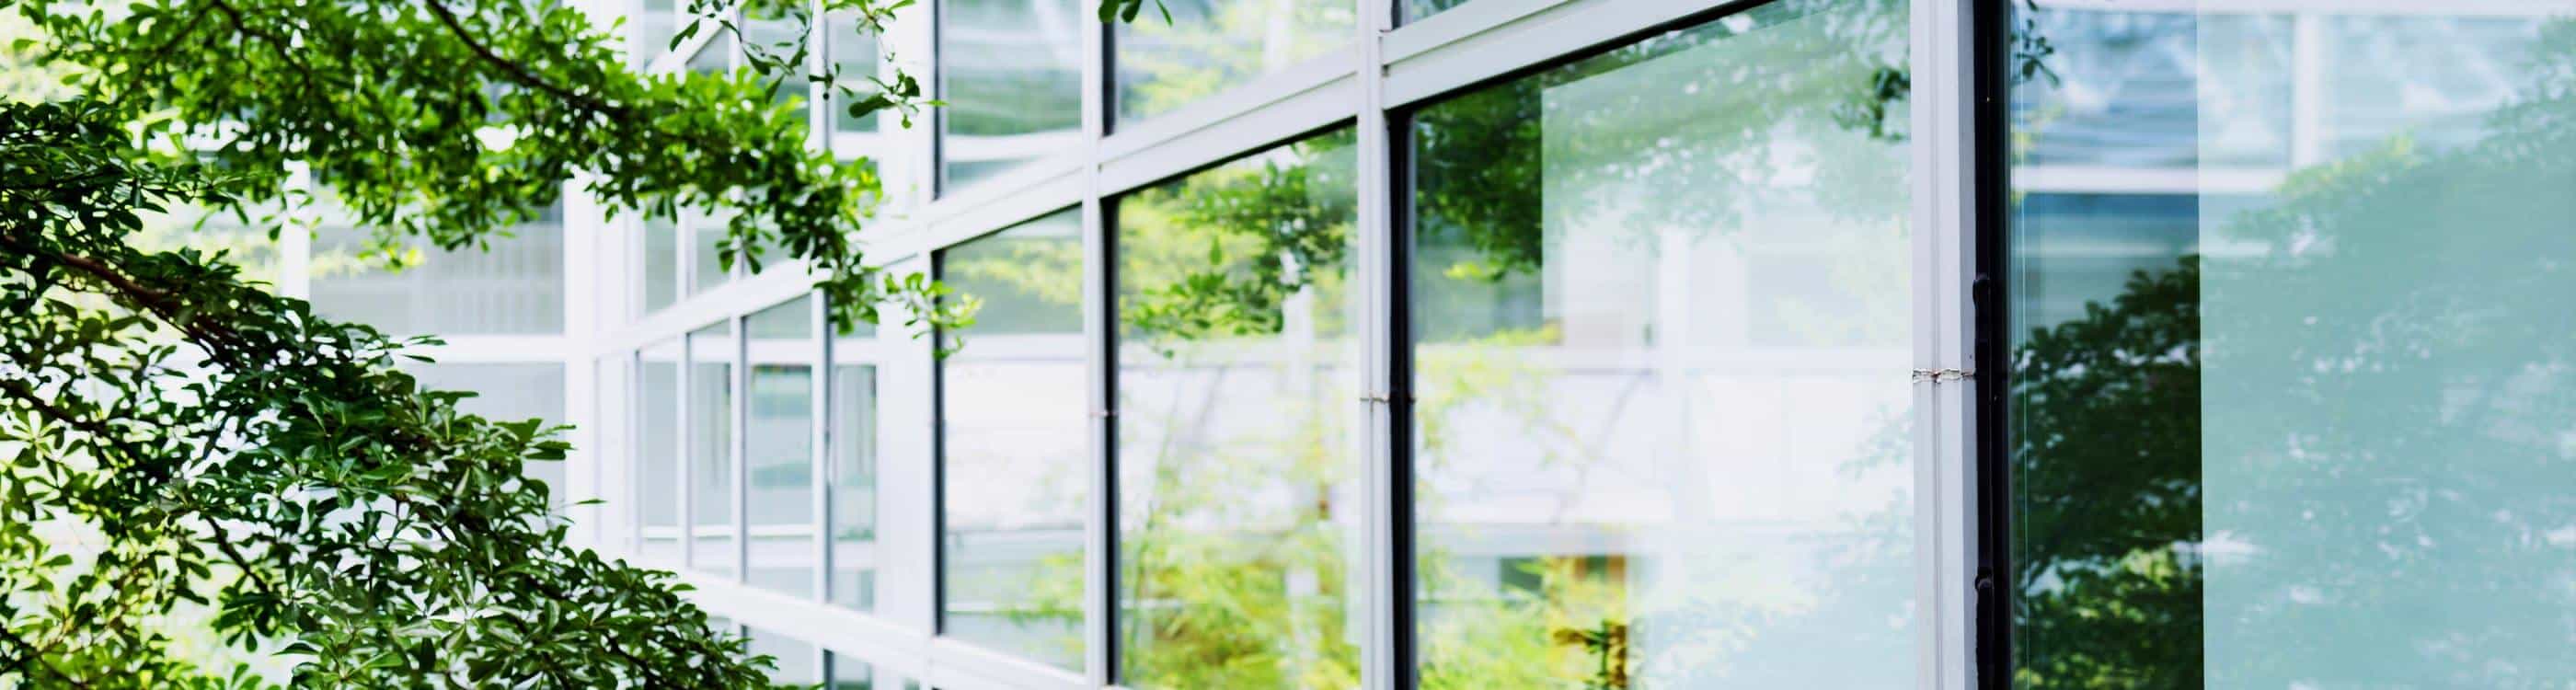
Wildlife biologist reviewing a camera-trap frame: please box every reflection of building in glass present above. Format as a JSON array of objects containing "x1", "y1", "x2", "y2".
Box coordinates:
[
  {"x1": 2009, "y1": 2, "x2": 2576, "y2": 687},
  {"x1": 265, "y1": 0, "x2": 2576, "y2": 687}
]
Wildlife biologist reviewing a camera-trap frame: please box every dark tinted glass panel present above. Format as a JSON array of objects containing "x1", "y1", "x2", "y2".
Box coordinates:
[{"x1": 2006, "y1": 6, "x2": 2576, "y2": 687}]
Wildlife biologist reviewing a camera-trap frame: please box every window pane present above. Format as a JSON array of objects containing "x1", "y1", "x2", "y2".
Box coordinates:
[
  {"x1": 685, "y1": 35, "x2": 742, "y2": 296},
  {"x1": 1111, "y1": 128, "x2": 1359, "y2": 687},
  {"x1": 830, "y1": 11, "x2": 884, "y2": 133},
  {"x1": 824, "y1": 651, "x2": 875, "y2": 689},
  {"x1": 832, "y1": 314, "x2": 880, "y2": 613},
  {"x1": 2010, "y1": 11, "x2": 2292, "y2": 168},
  {"x1": 745, "y1": 627, "x2": 821, "y2": 685},
  {"x1": 937, "y1": 0, "x2": 1082, "y2": 192},
  {"x1": 745, "y1": 14, "x2": 812, "y2": 117},
  {"x1": 640, "y1": 340, "x2": 683, "y2": 563},
  {"x1": 645, "y1": 213, "x2": 680, "y2": 313},
  {"x1": 690, "y1": 320, "x2": 737, "y2": 577},
  {"x1": 1396, "y1": 0, "x2": 1470, "y2": 26},
  {"x1": 633, "y1": 0, "x2": 678, "y2": 64},
  {"x1": 1113, "y1": 0, "x2": 1351, "y2": 124},
  {"x1": 936, "y1": 209, "x2": 1085, "y2": 669},
  {"x1": 309, "y1": 201, "x2": 566, "y2": 335},
  {"x1": 401, "y1": 363, "x2": 568, "y2": 498},
  {"x1": 1405, "y1": 1, "x2": 1913, "y2": 685},
  {"x1": 748, "y1": 296, "x2": 819, "y2": 598},
  {"x1": 688, "y1": 205, "x2": 736, "y2": 295},
  {"x1": 2006, "y1": 6, "x2": 2576, "y2": 687}
]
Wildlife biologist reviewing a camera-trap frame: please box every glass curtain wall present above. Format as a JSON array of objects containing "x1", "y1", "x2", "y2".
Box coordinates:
[
  {"x1": 935, "y1": 209, "x2": 1089, "y2": 670},
  {"x1": 690, "y1": 320, "x2": 739, "y2": 577},
  {"x1": 747, "y1": 297, "x2": 821, "y2": 597},
  {"x1": 1404, "y1": 0, "x2": 1915, "y2": 686},
  {"x1": 639, "y1": 339, "x2": 684, "y2": 563},
  {"x1": 308, "y1": 201, "x2": 566, "y2": 335},
  {"x1": 832, "y1": 315, "x2": 881, "y2": 613},
  {"x1": 306, "y1": 198, "x2": 570, "y2": 495},
  {"x1": 2004, "y1": 4, "x2": 2576, "y2": 687},
  {"x1": 1111, "y1": 0, "x2": 1351, "y2": 125},
  {"x1": 937, "y1": 0, "x2": 1084, "y2": 191},
  {"x1": 1110, "y1": 128, "x2": 1361, "y2": 687}
]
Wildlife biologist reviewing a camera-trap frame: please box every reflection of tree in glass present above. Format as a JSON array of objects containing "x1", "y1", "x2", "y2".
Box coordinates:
[
  {"x1": 1121, "y1": 129, "x2": 1355, "y2": 344},
  {"x1": 1114, "y1": 130, "x2": 1363, "y2": 688},
  {"x1": 1114, "y1": 0, "x2": 1351, "y2": 122},
  {"x1": 2010, "y1": 17, "x2": 2576, "y2": 687},
  {"x1": 2008, "y1": 259, "x2": 2204, "y2": 688},
  {"x1": 1409, "y1": 0, "x2": 1908, "y2": 289}
]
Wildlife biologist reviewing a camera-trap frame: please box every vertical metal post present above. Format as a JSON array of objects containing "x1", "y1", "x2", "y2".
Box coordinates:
[
  {"x1": 1353, "y1": 0, "x2": 1400, "y2": 687},
  {"x1": 679, "y1": 328, "x2": 696, "y2": 569},
  {"x1": 734, "y1": 314, "x2": 751, "y2": 582},
  {"x1": 814, "y1": 293, "x2": 834, "y2": 606},
  {"x1": 1924, "y1": 0, "x2": 1988, "y2": 681},
  {"x1": 1078, "y1": 0, "x2": 1114, "y2": 684}
]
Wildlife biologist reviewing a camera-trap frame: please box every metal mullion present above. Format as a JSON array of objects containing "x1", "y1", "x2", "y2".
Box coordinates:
[
  {"x1": 888, "y1": 0, "x2": 938, "y2": 213},
  {"x1": 812, "y1": 293, "x2": 833, "y2": 605},
  {"x1": 1969, "y1": 0, "x2": 2014, "y2": 685},
  {"x1": 631, "y1": 351, "x2": 648, "y2": 554},
  {"x1": 1079, "y1": 0, "x2": 1113, "y2": 684},
  {"x1": 1909, "y1": 0, "x2": 1983, "y2": 687},
  {"x1": 1354, "y1": 0, "x2": 1401, "y2": 685},
  {"x1": 679, "y1": 330, "x2": 696, "y2": 569},
  {"x1": 732, "y1": 312, "x2": 751, "y2": 582},
  {"x1": 810, "y1": 0, "x2": 829, "y2": 153}
]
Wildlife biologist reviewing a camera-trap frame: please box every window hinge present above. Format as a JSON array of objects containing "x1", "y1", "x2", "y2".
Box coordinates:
[{"x1": 1911, "y1": 368, "x2": 1975, "y2": 384}]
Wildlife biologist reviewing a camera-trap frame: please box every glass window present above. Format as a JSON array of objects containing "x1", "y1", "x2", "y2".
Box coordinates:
[
  {"x1": 1110, "y1": 128, "x2": 1358, "y2": 687},
  {"x1": 935, "y1": 209, "x2": 1086, "y2": 669},
  {"x1": 645, "y1": 213, "x2": 680, "y2": 313},
  {"x1": 1113, "y1": 0, "x2": 1351, "y2": 125},
  {"x1": 688, "y1": 204, "x2": 736, "y2": 295},
  {"x1": 937, "y1": 0, "x2": 1082, "y2": 192},
  {"x1": 2320, "y1": 15, "x2": 2548, "y2": 160},
  {"x1": 2010, "y1": 10, "x2": 2292, "y2": 169},
  {"x1": 401, "y1": 363, "x2": 569, "y2": 497},
  {"x1": 830, "y1": 10, "x2": 885, "y2": 134},
  {"x1": 2005, "y1": 6, "x2": 2576, "y2": 687},
  {"x1": 1397, "y1": 0, "x2": 1470, "y2": 26},
  {"x1": 824, "y1": 651, "x2": 876, "y2": 689},
  {"x1": 745, "y1": 627, "x2": 822, "y2": 685},
  {"x1": 747, "y1": 296, "x2": 819, "y2": 598},
  {"x1": 639, "y1": 340, "x2": 683, "y2": 563},
  {"x1": 308, "y1": 201, "x2": 566, "y2": 335},
  {"x1": 684, "y1": 35, "x2": 742, "y2": 296},
  {"x1": 689, "y1": 320, "x2": 737, "y2": 577},
  {"x1": 634, "y1": 0, "x2": 678, "y2": 64},
  {"x1": 744, "y1": 13, "x2": 812, "y2": 116},
  {"x1": 832, "y1": 313, "x2": 880, "y2": 612},
  {"x1": 1405, "y1": 1, "x2": 1914, "y2": 686}
]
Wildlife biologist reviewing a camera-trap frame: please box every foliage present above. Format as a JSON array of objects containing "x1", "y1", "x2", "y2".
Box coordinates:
[
  {"x1": 0, "y1": 0, "x2": 1121, "y2": 684},
  {"x1": 14, "y1": 0, "x2": 961, "y2": 336},
  {"x1": 0, "y1": 100, "x2": 766, "y2": 686}
]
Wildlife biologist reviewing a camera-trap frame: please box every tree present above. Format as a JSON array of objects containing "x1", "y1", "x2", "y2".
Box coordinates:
[
  {"x1": 0, "y1": 0, "x2": 1116, "y2": 684},
  {"x1": 3, "y1": 99, "x2": 771, "y2": 686}
]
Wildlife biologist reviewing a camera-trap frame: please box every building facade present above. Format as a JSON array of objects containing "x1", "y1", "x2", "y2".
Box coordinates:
[{"x1": 305, "y1": 0, "x2": 2576, "y2": 686}]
